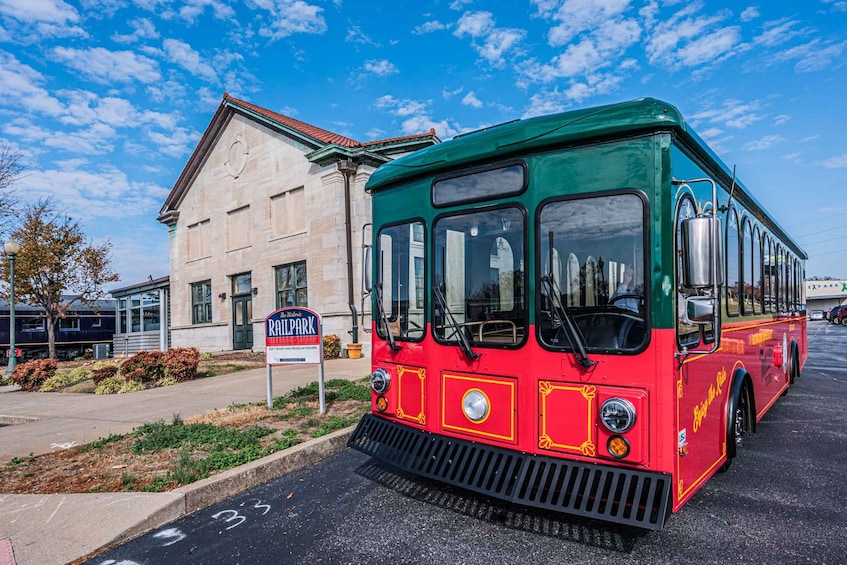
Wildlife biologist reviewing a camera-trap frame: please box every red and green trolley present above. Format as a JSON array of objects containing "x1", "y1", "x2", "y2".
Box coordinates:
[{"x1": 348, "y1": 98, "x2": 807, "y2": 530}]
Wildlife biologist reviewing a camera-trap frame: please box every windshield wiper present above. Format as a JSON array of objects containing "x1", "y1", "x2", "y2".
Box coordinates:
[
  {"x1": 374, "y1": 283, "x2": 401, "y2": 352},
  {"x1": 433, "y1": 283, "x2": 480, "y2": 361},
  {"x1": 540, "y1": 275, "x2": 594, "y2": 368}
]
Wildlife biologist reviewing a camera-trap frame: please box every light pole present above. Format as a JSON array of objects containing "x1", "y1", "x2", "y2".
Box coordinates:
[{"x1": 4, "y1": 240, "x2": 20, "y2": 377}]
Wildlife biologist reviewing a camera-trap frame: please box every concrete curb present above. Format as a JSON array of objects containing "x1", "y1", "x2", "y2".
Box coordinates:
[{"x1": 76, "y1": 425, "x2": 355, "y2": 563}]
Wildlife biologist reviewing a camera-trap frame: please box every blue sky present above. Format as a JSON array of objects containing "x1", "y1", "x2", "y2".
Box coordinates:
[{"x1": 1, "y1": 0, "x2": 846, "y2": 287}]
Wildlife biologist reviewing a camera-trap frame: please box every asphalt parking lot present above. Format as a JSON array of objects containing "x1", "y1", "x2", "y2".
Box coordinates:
[{"x1": 91, "y1": 321, "x2": 847, "y2": 564}]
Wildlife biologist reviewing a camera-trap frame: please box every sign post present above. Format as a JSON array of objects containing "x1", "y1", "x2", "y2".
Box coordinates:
[{"x1": 264, "y1": 307, "x2": 325, "y2": 412}]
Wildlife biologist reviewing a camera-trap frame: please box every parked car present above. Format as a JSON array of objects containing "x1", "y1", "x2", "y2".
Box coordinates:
[
  {"x1": 809, "y1": 309, "x2": 825, "y2": 321},
  {"x1": 828, "y1": 305, "x2": 841, "y2": 322},
  {"x1": 834, "y1": 305, "x2": 847, "y2": 325}
]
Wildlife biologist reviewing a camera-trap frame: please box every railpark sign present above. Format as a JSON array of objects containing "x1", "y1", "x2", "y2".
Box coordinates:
[
  {"x1": 263, "y1": 307, "x2": 326, "y2": 412},
  {"x1": 265, "y1": 307, "x2": 322, "y2": 365}
]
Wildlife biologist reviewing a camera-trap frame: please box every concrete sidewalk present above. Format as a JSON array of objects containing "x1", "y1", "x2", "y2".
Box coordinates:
[{"x1": 0, "y1": 356, "x2": 371, "y2": 565}]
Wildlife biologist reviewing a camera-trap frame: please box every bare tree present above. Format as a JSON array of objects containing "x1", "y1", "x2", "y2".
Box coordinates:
[
  {"x1": 1, "y1": 199, "x2": 119, "y2": 358},
  {"x1": 0, "y1": 141, "x2": 22, "y2": 236}
]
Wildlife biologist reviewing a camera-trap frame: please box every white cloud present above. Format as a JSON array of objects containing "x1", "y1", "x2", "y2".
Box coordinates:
[
  {"x1": 522, "y1": 90, "x2": 568, "y2": 118},
  {"x1": 454, "y1": 11, "x2": 495, "y2": 38},
  {"x1": 461, "y1": 91, "x2": 483, "y2": 108},
  {"x1": 644, "y1": 5, "x2": 742, "y2": 69},
  {"x1": 0, "y1": 52, "x2": 65, "y2": 117},
  {"x1": 453, "y1": 11, "x2": 526, "y2": 67},
  {"x1": 178, "y1": 0, "x2": 236, "y2": 23},
  {"x1": 740, "y1": 7, "x2": 759, "y2": 22},
  {"x1": 774, "y1": 114, "x2": 790, "y2": 126},
  {"x1": 743, "y1": 135, "x2": 782, "y2": 151},
  {"x1": 14, "y1": 165, "x2": 170, "y2": 231},
  {"x1": 147, "y1": 127, "x2": 201, "y2": 157},
  {"x1": 821, "y1": 154, "x2": 847, "y2": 168},
  {"x1": 753, "y1": 18, "x2": 806, "y2": 48},
  {"x1": 545, "y1": 0, "x2": 632, "y2": 47},
  {"x1": 690, "y1": 99, "x2": 764, "y2": 129},
  {"x1": 3, "y1": 118, "x2": 116, "y2": 154},
  {"x1": 112, "y1": 18, "x2": 160, "y2": 44},
  {"x1": 163, "y1": 38, "x2": 217, "y2": 82},
  {"x1": 412, "y1": 20, "x2": 447, "y2": 35},
  {"x1": 442, "y1": 86, "x2": 464, "y2": 99},
  {"x1": 0, "y1": 0, "x2": 86, "y2": 39},
  {"x1": 346, "y1": 24, "x2": 379, "y2": 46},
  {"x1": 0, "y1": 0, "x2": 79, "y2": 23},
  {"x1": 52, "y1": 46, "x2": 161, "y2": 84},
  {"x1": 774, "y1": 38, "x2": 847, "y2": 72},
  {"x1": 255, "y1": 0, "x2": 327, "y2": 40},
  {"x1": 373, "y1": 95, "x2": 463, "y2": 138},
  {"x1": 363, "y1": 59, "x2": 398, "y2": 76}
]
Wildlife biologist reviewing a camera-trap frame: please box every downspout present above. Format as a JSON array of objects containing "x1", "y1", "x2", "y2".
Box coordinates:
[{"x1": 337, "y1": 157, "x2": 360, "y2": 344}]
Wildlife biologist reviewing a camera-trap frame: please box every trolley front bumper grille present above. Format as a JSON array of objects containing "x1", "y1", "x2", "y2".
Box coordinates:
[{"x1": 348, "y1": 414, "x2": 672, "y2": 530}]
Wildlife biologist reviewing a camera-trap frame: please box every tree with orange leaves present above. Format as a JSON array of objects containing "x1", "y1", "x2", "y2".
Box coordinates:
[{"x1": 1, "y1": 199, "x2": 119, "y2": 358}]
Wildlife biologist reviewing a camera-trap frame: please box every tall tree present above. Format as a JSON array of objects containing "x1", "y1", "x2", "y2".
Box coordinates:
[{"x1": 1, "y1": 200, "x2": 119, "y2": 358}]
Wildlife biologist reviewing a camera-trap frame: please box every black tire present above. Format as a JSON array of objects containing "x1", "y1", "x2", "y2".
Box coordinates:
[{"x1": 719, "y1": 385, "x2": 749, "y2": 473}]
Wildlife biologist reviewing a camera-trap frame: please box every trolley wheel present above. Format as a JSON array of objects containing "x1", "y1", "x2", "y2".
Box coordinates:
[{"x1": 719, "y1": 384, "x2": 750, "y2": 473}]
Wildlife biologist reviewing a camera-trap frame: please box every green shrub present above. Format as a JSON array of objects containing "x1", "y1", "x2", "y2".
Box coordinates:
[
  {"x1": 91, "y1": 363, "x2": 119, "y2": 384},
  {"x1": 156, "y1": 376, "x2": 178, "y2": 387},
  {"x1": 10, "y1": 359, "x2": 58, "y2": 391},
  {"x1": 95, "y1": 376, "x2": 126, "y2": 394},
  {"x1": 119, "y1": 350, "x2": 164, "y2": 382},
  {"x1": 162, "y1": 347, "x2": 200, "y2": 381},
  {"x1": 95, "y1": 377, "x2": 143, "y2": 394},
  {"x1": 323, "y1": 334, "x2": 341, "y2": 359},
  {"x1": 39, "y1": 366, "x2": 91, "y2": 392},
  {"x1": 118, "y1": 380, "x2": 144, "y2": 394}
]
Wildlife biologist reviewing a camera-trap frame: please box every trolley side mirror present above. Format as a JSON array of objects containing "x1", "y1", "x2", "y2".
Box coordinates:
[
  {"x1": 681, "y1": 216, "x2": 724, "y2": 288},
  {"x1": 685, "y1": 295, "x2": 716, "y2": 324}
]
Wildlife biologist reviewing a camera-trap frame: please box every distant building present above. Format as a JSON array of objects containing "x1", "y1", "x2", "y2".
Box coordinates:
[
  {"x1": 109, "y1": 276, "x2": 170, "y2": 357},
  {"x1": 805, "y1": 279, "x2": 847, "y2": 311},
  {"x1": 157, "y1": 93, "x2": 439, "y2": 354}
]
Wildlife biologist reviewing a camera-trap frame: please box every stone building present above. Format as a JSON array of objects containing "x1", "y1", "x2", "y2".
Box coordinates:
[{"x1": 157, "y1": 93, "x2": 439, "y2": 355}]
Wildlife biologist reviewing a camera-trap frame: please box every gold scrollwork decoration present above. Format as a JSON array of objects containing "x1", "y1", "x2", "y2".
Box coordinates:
[
  {"x1": 579, "y1": 440, "x2": 596, "y2": 457},
  {"x1": 396, "y1": 407, "x2": 405, "y2": 419},
  {"x1": 539, "y1": 381, "x2": 554, "y2": 396},
  {"x1": 580, "y1": 385, "x2": 596, "y2": 400},
  {"x1": 539, "y1": 434, "x2": 552, "y2": 449}
]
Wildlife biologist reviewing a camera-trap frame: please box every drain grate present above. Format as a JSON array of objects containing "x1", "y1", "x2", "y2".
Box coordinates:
[{"x1": 349, "y1": 414, "x2": 672, "y2": 530}]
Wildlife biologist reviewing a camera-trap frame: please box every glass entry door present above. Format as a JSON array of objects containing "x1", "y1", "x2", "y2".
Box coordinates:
[{"x1": 232, "y1": 272, "x2": 253, "y2": 350}]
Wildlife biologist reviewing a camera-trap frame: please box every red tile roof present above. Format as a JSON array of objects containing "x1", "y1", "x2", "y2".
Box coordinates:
[{"x1": 223, "y1": 93, "x2": 436, "y2": 148}]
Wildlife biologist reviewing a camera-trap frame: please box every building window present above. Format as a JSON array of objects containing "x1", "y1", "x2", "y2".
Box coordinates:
[
  {"x1": 22, "y1": 317, "x2": 44, "y2": 332},
  {"x1": 232, "y1": 272, "x2": 252, "y2": 295},
  {"x1": 270, "y1": 187, "x2": 305, "y2": 237},
  {"x1": 227, "y1": 205, "x2": 251, "y2": 251},
  {"x1": 275, "y1": 261, "x2": 307, "y2": 308},
  {"x1": 142, "y1": 292, "x2": 160, "y2": 331},
  {"x1": 191, "y1": 280, "x2": 212, "y2": 324},
  {"x1": 187, "y1": 219, "x2": 210, "y2": 261},
  {"x1": 59, "y1": 316, "x2": 80, "y2": 331}
]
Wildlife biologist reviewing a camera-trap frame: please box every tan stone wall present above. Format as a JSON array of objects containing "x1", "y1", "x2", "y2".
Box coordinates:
[{"x1": 169, "y1": 113, "x2": 374, "y2": 354}]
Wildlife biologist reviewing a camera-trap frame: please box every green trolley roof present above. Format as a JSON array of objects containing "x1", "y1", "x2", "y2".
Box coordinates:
[{"x1": 366, "y1": 97, "x2": 806, "y2": 259}]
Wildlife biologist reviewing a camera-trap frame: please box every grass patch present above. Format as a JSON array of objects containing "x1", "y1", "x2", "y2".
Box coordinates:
[{"x1": 0, "y1": 377, "x2": 371, "y2": 494}]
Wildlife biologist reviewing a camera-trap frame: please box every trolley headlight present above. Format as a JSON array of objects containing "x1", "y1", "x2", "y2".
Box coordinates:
[
  {"x1": 370, "y1": 368, "x2": 391, "y2": 394},
  {"x1": 462, "y1": 389, "x2": 489, "y2": 422},
  {"x1": 600, "y1": 398, "x2": 636, "y2": 433}
]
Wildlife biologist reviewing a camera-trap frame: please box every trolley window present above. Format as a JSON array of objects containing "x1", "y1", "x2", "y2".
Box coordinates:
[
  {"x1": 538, "y1": 192, "x2": 647, "y2": 353},
  {"x1": 432, "y1": 162, "x2": 526, "y2": 207},
  {"x1": 376, "y1": 221, "x2": 426, "y2": 341},
  {"x1": 433, "y1": 206, "x2": 526, "y2": 346}
]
